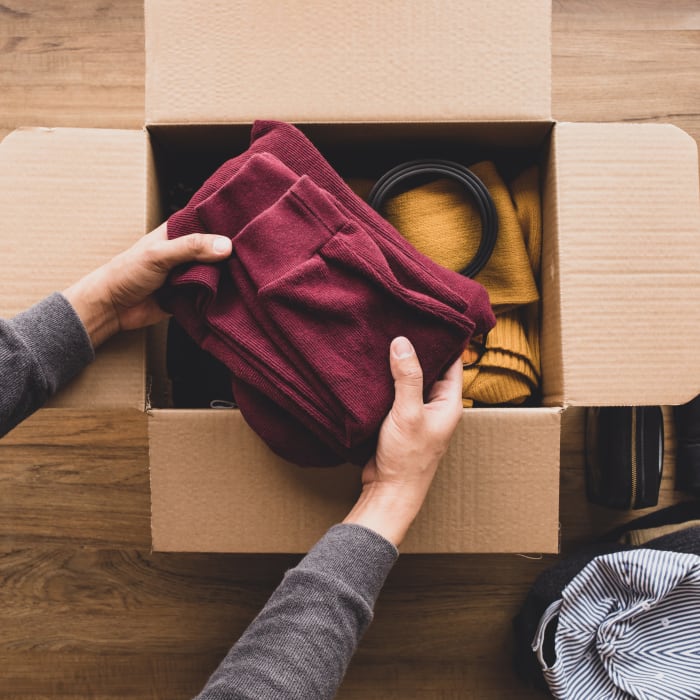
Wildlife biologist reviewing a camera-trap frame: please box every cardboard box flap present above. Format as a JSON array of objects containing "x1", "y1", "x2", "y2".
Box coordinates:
[
  {"x1": 552, "y1": 122, "x2": 700, "y2": 407},
  {"x1": 145, "y1": 0, "x2": 551, "y2": 125},
  {"x1": 0, "y1": 128, "x2": 150, "y2": 410},
  {"x1": 149, "y1": 407, "x2": 561, "y2": 554}
]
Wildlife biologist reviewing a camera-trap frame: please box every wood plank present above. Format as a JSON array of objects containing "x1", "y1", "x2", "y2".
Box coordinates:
[
  {"x1": 0, "y1": 652, "x2": 214, "y2": 699},
  {"x1": 553, "y1": 0, "x2": 700, "y2": 30},
  {"x1": 0, "y1": 409, "x2": 150, "y2": 548},
  {"x1": 0, "y1": 546, "x2": 548, "y2": 653},
  {"x1": 0, "y1": 546, "x2": 549, "y2": 697},
  {"x1": 0, "y1": 0, "x2": 144, "y2": 140},
  {"x1": 553, "y1": 4, "x2": 700, "y2": 136},
  {"x1": 0, "y1": 652, "x2": 546, "y2": 700},
  {"x1": 340, "y1": 661, "x2": 543, "y2": 700}
]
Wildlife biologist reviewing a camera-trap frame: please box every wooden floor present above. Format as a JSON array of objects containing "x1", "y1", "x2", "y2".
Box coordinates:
[{"x1": 1, "y1": 1, "x2": 699, "y2": 698}]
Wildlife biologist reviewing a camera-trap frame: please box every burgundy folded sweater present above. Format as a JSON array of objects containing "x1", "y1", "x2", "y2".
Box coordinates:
[{"x1": 160, "y1": 121, "x2": 495, "y2": 467}]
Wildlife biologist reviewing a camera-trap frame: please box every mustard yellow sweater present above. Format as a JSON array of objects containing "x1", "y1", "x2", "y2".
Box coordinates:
[{"x1": 375, "y1": 162, "x2": 542, "y2": 405}]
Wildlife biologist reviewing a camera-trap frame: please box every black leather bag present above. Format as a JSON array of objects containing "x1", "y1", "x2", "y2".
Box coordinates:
[
  {"x1": 585, "y1": 406, "x2": 664, "y2": 510},
  {"x1": 673, "y1": 395, "x2": 700, "y2": 496}
]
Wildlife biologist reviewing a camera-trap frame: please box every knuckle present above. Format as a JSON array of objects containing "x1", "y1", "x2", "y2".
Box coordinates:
[
  {"x1": 399, "y1": 364, "x2": 423, "y2": 386},
  {"x1": 395, "y1": 404, "x2": 423, "y2": 429},
  {"x1": 142, "y1": 244, "x2": 162, "y2": 267},
  {"x1": 187, "y1": 233, "x2": 205, "y2": 253},
  {"x1": 147, "y1": 242, "x2": 172, "y2": 271}
]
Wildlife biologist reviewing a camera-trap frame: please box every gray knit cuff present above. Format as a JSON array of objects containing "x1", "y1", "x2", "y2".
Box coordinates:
[
  {"x1": 10, "y1": 292, "x2": 95, "y2": 396},
  {"x1": 298, "y1": 524, "x2": 399, "y2": 607}
]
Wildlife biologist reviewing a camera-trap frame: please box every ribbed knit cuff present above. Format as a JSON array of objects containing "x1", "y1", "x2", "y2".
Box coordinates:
[
  {"x1": 463, "y1": 309, "x2": 540, "y2": 405},
  {"x1": 297, "y1": 524, "x2": 399, "y2": 607},
  {"x1": 10, "y1": 292, "x2": 95, "y2": 396}
]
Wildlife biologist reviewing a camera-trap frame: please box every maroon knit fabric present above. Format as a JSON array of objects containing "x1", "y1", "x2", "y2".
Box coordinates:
[{"x1": 159, "y1": 121, "x2": 496, "y2": 467}]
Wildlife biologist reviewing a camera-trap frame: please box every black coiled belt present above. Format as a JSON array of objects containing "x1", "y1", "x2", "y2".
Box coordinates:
[{"x1": 367, "y1": 159, "x2": 498, "y2": 278}]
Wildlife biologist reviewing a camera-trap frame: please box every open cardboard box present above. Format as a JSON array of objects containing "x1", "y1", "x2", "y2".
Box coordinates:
[{"x1": 1, "y1": 0, "x2": 699, "y2": 553}]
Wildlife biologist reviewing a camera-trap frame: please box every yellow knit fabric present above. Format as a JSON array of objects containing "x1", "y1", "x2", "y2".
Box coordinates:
[
  {"x1": 462, "y1": 310, "x2": 539, "y2": 405},
  {"x1": 383, "y1": 161, "x2": 539, "y2": 310},
  {"x1": 379, "y1": 163, "x2": 542, "y2": 406}
]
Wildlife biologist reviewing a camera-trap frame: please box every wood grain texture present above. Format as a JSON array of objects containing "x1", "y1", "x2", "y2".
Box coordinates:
[
  {"x1": 552, "y1": 0, "x2": 700, "y2": 140},
  {"x1": 0, "y1": 410, "x2": 150, "y2": 548},
  {"x1": 0, "y1": 0, "x2": 144, "y2": 141},
  {"x1": 0, "y1": 0, "x2": 698, "y2": 697}
]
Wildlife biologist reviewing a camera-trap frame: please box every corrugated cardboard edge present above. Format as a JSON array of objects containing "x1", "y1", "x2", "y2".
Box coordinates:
[
  {"x1": 0, "y1": 127, "x2": 151, "y2": 410},
  {"x1": 148, "y1": 408, "x2": 561, "y2": 554},
  {"x1": 553, "y1": 122, "x2": 700, "y2": 407},
  {"x1": 541, "y1": 131, "x2": 564, "y2": 406},
  {"x1": 145, "y1": 0, "x2": 551, "y2": 125}
]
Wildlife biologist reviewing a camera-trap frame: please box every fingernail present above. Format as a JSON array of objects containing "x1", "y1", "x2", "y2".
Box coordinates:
[
  {"x1": 392, "y1": 336, "x2": 414, "y2": 359},
  {"x1": 213, "y1": 237, "x2": 231, "y2": 254}
]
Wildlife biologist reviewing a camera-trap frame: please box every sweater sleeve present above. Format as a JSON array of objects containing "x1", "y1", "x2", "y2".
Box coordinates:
[
  {"x1": 195, "y1": 523, "x2": 399, "y2": 700},
  {"x1": 0, "y1": 292, "x2": 94, "y2": 437}
]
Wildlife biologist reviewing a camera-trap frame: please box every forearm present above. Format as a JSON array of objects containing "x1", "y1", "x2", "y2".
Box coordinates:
[
  {"x1": 343, "y1": 482, "x2": 427, "y2": 548},
  {"x1": 63, "y1": 271, "x2": 119, "y2": 348},
  {"x1": 195, "y1": 524, "x2": 398, "y2": 700},
  {"x1": 0, "y1": 293, "x2": 94, "y2": 437}
]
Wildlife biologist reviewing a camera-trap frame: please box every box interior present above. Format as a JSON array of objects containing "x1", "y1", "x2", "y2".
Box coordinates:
[
  {"x1": 143, "y1": 120, "x2": 567, "y2": 554},
  {"x1": 145, "y1": 120, "x2": 558, "y2": 410}
]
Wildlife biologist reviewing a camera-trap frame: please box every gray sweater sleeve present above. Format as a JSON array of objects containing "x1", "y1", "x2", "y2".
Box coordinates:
[
  {"x1": 1, "y1": 295, "x2": 399, "y2": 700},
  {"x1": 195, "y1": 523, "x2": 399, "y2": 700},
  {"x1": 0, "y1": 292, "x2": 94, "y2": 437}
]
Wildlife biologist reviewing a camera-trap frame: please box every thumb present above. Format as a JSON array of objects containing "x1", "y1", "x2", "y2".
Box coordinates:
[
  {"x1": 389, "y1": 336, "x2": 424, "y2": 412},
  {"x1": 151, "y1": 233, "x2": 232, "y2": 270}
]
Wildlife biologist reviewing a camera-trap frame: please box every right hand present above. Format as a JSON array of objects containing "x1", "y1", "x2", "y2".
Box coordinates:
[{"x1": 343, "y1": 336, "x2": 463, "y2": 547}]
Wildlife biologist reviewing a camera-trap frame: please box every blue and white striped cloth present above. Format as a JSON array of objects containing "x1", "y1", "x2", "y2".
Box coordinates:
[{"x1": 532, "y1": 549, "x2": 700, "y2": 699}]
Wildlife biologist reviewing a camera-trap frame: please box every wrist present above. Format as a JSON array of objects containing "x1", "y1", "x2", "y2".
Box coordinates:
[
  {"x1": 342, "y1": 482, "x2": 424, "y2": 548},
  {"x1": 63, "y1": 269, "x2": 119, "y2": 348}
]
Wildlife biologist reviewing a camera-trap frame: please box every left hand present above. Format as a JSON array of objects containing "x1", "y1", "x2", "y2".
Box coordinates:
[{"x1": 63, "y1": 222, "x2": 232, "y2": 347}]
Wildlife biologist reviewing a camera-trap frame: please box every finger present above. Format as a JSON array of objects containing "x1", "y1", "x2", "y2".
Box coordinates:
[
  {"x1": 427, "y1": 356, "x2": 463, "y2": 404},
  {"x1": 389, "y1": 336, "x2": 424, "y2": 413},
  {"x1": 147, "y1": 232, "x2": 232, "y2": 271}
]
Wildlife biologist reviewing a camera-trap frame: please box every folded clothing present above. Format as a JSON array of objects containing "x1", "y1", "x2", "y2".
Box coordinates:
[
  {"x1": 382, "y1": 162, "x2": 542, "y2": 406},
  {"x1": 159, "y1": 122, "x2": 495, "y2": 467}
]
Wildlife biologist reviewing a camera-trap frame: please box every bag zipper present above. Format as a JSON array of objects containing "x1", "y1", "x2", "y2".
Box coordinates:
[
  {"x1": 630, "y1": 408, "x2": 638, "y2": 508},
  {"x1": 630, "y1": 407, "x2": 649, "y2": 508},
  {"x1": 638, "y1": 407, "x2": 647, "y2": 505}
]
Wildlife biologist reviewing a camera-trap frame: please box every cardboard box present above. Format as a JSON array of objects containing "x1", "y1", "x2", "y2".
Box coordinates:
[{"x1": 1, "y1": 0, "x2": 699, "y2": 553}]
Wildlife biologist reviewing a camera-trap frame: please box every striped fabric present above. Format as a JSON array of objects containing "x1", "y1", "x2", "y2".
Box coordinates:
[{"x1": 532, "y1": 549, "x2": 700, "y2": 699}]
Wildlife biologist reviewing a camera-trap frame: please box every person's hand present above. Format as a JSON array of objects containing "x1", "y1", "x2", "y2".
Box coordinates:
[
  {"x1": 63, "y1": 222, "x2": 232, "y2": 347},
  {"x1": 343, "y1": 336, "x2": 463, "y2": 547}
]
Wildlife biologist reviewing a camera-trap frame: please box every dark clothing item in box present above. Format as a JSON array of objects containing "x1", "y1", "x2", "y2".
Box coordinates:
[
  {"x1": 166, "y1": 318, "x2": 235, "y2": 409},
  {"x1": 158, "y1": 122, "x2": 495, "y2": 467}
]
